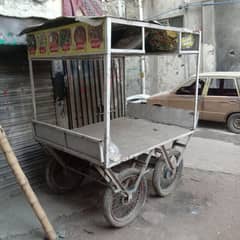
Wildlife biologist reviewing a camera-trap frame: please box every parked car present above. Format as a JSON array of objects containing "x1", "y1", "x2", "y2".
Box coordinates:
[{"x1": 148, "y1": 72, "x2": 240, "y2": 133}]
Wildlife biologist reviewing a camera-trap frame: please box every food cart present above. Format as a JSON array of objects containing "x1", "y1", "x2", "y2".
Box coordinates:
[{"x1": 21, "y1": 16, "x2": 201, "y2": 228}]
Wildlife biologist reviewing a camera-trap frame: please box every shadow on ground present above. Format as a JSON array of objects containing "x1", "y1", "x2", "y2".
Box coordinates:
[{"x1": 1, "y1": 168, "x2": 240, "y2": 240}]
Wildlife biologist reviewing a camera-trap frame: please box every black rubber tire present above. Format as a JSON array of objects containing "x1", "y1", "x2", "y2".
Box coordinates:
[
  {"x1": 152, "y1": 150, "x2": 183, "y2": 197},
  {"x1": 227, "y1": 113, "x2": 240, "y2": 134},
  {"x1": 45, "y1": 159, "x2": 84, "y2": 194},
  {"x1": 103, "y1": 168, "x2": 148, "y2": 228}
]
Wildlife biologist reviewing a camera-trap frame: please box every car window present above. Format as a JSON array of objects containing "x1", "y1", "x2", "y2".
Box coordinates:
[
  {"x1": 176, "y1": 79, "x2": 205, "y2": 95},
  {"x1": 207, "y1": 78, "x2": 238, "y2": 96}
]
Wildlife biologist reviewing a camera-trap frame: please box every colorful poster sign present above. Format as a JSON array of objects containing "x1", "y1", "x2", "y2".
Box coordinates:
[
  {"x1": 27, "y1": 22, "x2": 105, "y2": 58},
  {"x1": 181, "y1": 33, "x2": 196, "y2": 50},
  {"x1": 60, "y1": 28, "x2": 71, "y2": 51},
  {"x1": 73, "y1": 25, "x2": 87, "y2": 51},
  {"x1": 87, "y1": 25, "x2": 104, "y2": 51},
  {"x1": 49, "y1": 31, "x2": 59, "y2": 53},
  {"x1": 39, "y1": 32, "x2": 47, "y2": 54}
]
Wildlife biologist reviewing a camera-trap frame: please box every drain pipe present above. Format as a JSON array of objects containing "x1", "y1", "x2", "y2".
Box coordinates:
[
  {"x1": 118, "y1": 0, "x2": 125, "y2": 17},
  {"x1": 139, "y1": 0, "x2": 146, "y2": 94}
]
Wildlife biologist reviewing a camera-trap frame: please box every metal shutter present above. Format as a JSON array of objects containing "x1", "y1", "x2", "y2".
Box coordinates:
[{"x1": 0, "y1": 47, "x2": 55, "y2": 197}]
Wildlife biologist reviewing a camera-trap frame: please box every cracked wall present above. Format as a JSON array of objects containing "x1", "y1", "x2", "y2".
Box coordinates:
[
  {"x1": 215, "y1": 1, "x2": 240, "y2": 71},
  {"x1": 141, "y1": 0, "x2": 216, "y2": 95}
]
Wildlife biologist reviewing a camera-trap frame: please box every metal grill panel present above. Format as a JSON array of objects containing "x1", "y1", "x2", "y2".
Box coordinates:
[{"x1": 65, "y1": 57, "x2": 125, "y2": 128}]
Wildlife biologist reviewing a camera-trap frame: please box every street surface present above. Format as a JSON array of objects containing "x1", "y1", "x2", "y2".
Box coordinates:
[{"x1": 0, "y1": 121, "x2": 240, "y2": 240}]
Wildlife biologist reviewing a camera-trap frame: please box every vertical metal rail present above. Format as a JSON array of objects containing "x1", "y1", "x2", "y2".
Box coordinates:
[
  {"x1": 110, "y1": 60, "x2": 115, "y2": 119},
  {"x1": 99, "y1": 58, "x2": 105, "y2": 121},
  {"x1": 178, "y1": 32, "x2": 182, "y2": 53},
  {"x1": 28, "y1": 56, "x2": 37, "y2": 120},
  {"x1": 66, "y1": 60, "x2": 77, "y2": 129},
  {"x1": 78, "y1": 59, "x2": 89, "y2": 125},
  {"x1": 104, "y1": 17, "x2": 112, "y2": 168},
  {"x1": 139, "y1": 0, "x2": 146, "y2": 95},
  {"x1": 93, "y1": 58, "x2": 102, "y2": 122},
  {"x1": 121, "y1": 57, "x2": 126, "y2": 116},
  {"x1": 193, "y1": 31, "x2": 202, "y2": 129},
  {"x1": 89, "y1": 59, "x2": 98, "y2": 123},
  {"x1": 115, "y1": 59, "x2": 121, "y2": 117},
  {"x1": 72, "y1": 60, "x2": 83, "y2": 127}
]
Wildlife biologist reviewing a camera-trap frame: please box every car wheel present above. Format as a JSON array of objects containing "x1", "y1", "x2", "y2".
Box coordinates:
[{"x1": 227, "y1": 113, "x2": 240, "y2": 134}]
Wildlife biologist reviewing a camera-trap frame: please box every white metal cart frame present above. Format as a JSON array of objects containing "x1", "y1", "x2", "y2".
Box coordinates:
[{"x1": 22, "y1": 16, "x2": 201, "y2": 228}]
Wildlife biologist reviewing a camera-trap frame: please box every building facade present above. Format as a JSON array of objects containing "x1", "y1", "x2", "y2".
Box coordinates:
[{"x1": 142, "y1": 0, "x2": 216, "y2": 95}]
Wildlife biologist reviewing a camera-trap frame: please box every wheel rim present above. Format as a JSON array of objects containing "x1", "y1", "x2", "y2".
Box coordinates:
[
  {"x1": 159, "y1": 157, "x2": 178, "y2": 189},
  {"x1": 111, "y1": 175, "x2": 145, "y2": 221},
  {"x1": 233, "y1": 118, "x2": 240, "y2": 130}
]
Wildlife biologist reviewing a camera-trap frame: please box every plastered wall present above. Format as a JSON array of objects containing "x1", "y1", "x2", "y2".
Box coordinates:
[{"x1": 0, "y1": 0, "x2": 62, "y2": 19}]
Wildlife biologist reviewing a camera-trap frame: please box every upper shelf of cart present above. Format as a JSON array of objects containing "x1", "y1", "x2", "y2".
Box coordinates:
[{"x1": 20, "y1": 16, "x2": 201, "y2": 59}]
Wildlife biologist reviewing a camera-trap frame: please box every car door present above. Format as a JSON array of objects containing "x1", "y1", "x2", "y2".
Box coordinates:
[
  {"x1": 201, "y1": 77, "x2": 240, "y2": 122},
  {"x1": 168, "y1": 78, "x2": 206, "y2": 112}
]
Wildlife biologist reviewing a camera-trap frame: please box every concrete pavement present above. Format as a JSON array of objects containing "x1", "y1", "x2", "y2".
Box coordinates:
[
  {"x1": 0, "y1": 121, "x2": 240, "y2": 240},
  {"x1": 185, "y1": 121, "x2": 240, "y2": 175}
]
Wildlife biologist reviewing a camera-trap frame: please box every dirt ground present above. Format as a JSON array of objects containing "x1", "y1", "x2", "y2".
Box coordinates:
[
  {"x1": 1, "y1": 121, "x2": 240, "y2": 240},
  {"x1": 1, "y1": 168, "x2": 239, "y2": 240}
]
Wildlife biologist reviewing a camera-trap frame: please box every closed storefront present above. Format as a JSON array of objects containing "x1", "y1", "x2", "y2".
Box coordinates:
[{"x1": 0, "y1": 46, "x2": 55, "y2": 196}]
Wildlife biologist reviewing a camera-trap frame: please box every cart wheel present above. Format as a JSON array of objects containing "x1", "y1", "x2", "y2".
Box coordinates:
[
  {"x1": 152, "y1": 150, "x2": 183, "y2": 197},
  {"x1": 103, "y1": 168, "x2": 148, "y2": 228},
  {"x1": 46, "y1": 159, "x2": 84, "y2": 194}
]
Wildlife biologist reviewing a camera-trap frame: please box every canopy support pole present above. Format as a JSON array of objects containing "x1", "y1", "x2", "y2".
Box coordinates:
[
  {"x1": 104, "y1": 17, "x2": 112, "y2": 168},
  {"x1": 193, "y1": 31, "x2": 202, "y2": 129}
]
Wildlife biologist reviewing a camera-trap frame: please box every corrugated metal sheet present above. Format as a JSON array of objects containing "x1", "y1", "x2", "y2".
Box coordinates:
[
  {"x1": 0, "y1": 48, "x2": 125, "y2": 197},
  {"x1": 0, "y1": 48, "x2": 55, "y2": 197}
]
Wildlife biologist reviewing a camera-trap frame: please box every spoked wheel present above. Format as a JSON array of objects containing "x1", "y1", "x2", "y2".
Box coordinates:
[
  {"x1": 153, "y1": 150, "x2": 183, "y2": 197},
  {"x1": 103, "y1": 168, "x2": 148, "y2": 228},
  {"x1": 46, "y1": 159, "x2": 84, "y2": 194}
]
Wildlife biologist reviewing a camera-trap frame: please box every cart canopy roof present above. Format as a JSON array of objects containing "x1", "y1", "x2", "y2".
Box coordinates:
[{"x1": 21, "y1": 16, "x2": 200, "y2": 59}]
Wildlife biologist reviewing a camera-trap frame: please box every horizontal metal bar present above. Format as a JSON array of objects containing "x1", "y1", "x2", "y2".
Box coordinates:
[
  {"x1": 29, "y1": 50, "x2": 200, "y2": 60},
  {"x1": 32, "y1": 120, "x2": 103, "y2": 143},
  {"x1": 111, "y1": 49, "x2": 145, "y2": 54},
  {"x1": 29, "y1": 52, "x2": 107, "y2": 61},
  {"x1": 179, "y1": 50, "x2": 200, "y2": 55},
  {"x1": 110, "y1": 17, "x2": 200, "y2": 34}
]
